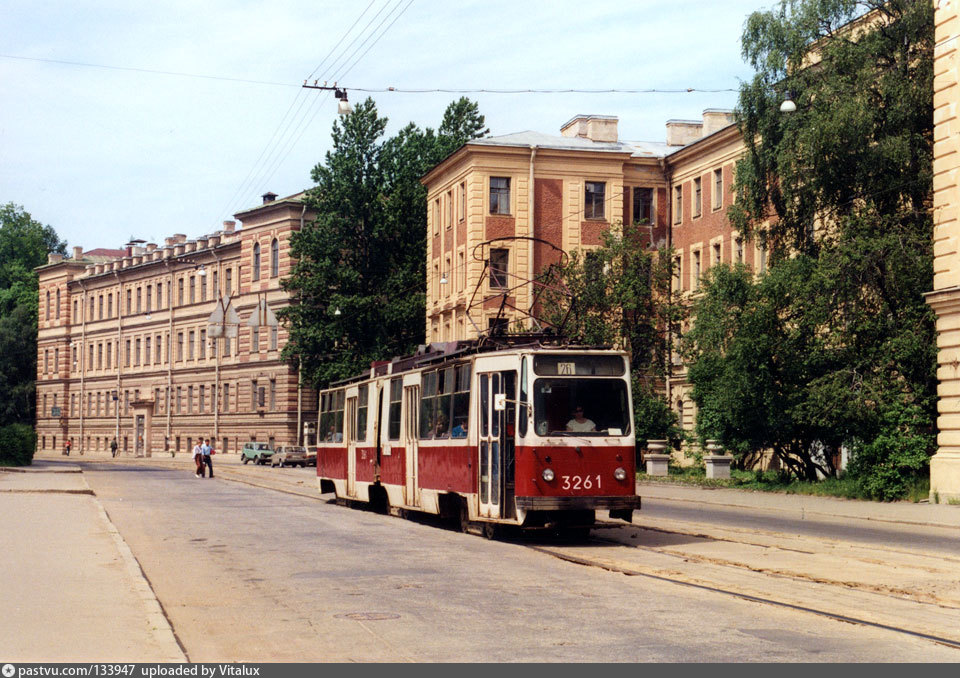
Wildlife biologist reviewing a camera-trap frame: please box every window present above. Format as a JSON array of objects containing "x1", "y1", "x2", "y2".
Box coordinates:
[
  {"x1": 189, "y1": 276, "x2": 195, "y2": 304},
  {"x1": 251, "y1": 327, "x2": 260, "y2": 353},
  {"x1": 187, "y1": 386, "x2": 193, "y2": 414},
  {"x1": 44, "y1": 349, "x2": 49, "y2": 374},
  {"x1": 155, "y1": 334, "x2": 162, "y2": 363},
  {"x1": 155, "y1": 388, "x2": 161, "y2": 413},
  {"x1": 673, "y1": 256, "x2": 682, "y2": 293},
  {"x1": 134, "y1": 338, "x2": 141, "y2": 366},
  {"x1": 73, "y1": 345, "x2": 78, "y2": 372},
  {"x1": 126, "y1": 289, "x2": 132, "y2": 315},
  {"x1": 319, "y1": 390, "x2": 345, "y2": 441},
  {"x1": 199, "y1": 330, "x2": 206, "y2": 359},
  {"x1": 176, "y1": 386, "x2": 182, "y2": 414},
  {"x1": 458, "y1": 251, "x2": 466, "y2": 291},
  {"x1": 46, "y1": 291, "x2": 51, "y2": 320},
  {"x1": 222, "y1": 383, "x2": 230, "y2": 413},
  {"x1": 225, "y1": 269, "x2": 232, "y2": 296},
  {"x1": 693, "y1": 250, "x2": 701, "y2": 290},
  {"x1": 54, "y1": 348, "x2": 59, "y2": 372},
  {"x1": 212, "y1": 270, "x2": 218, "y2": 298},
  {"x1": 55, "y1": 289, "x2": 60, "y2": 319},
  {"x1": 489, "y1": 177, "x2": 510, "y2": 214},
  {"x1": 98, "y1": 294, "x2": 104, "y2": 320},
  {"x1": 106, "y1": 342, "x2": 111, "y2": 369},
  {"x1": 146, "y1": 285, "x2": 151, "y2": 312},
  {"x1": 388, "y1": 378, "x2": 402, "y2": 441},
  {"x1": 693, "y1": 177, "x2": 702, "y2": 218},
  {"x1": 269, "y1": 378, "x2": 276, "y2": 411},
  {"x1": 759, "y1": 245, "x2": 768, "y2": 274},
  {"x1": 178, "y1": 278, "x2": 184, "y2": 306},
  {"x1": 713, "y1": 242, "x2": 721, "y2": 267},
  {"x1": 136, "y1": 287, "x2": 142, "y2": 314},
  {"x1": 73, "y1": 300, "x2": 78, "y2": 322},
  {"x1": 445, "y1": 190, "x2": 453, "y2": 229},
  {"x1": 251, "y1": 380, "x2": 259, "y2": 411},
  {"x1": 124, "y1": 340, "x2": 131, "y2": 367},
  {"x1": 633, "y1": 187, "x2": 653, "y2": 224},
  {"x1": 97, "y1": 343, "x2": 102, "y2": 370},
  {"x1": 89, "y1": 296, "x2": 94, "y2": 319},
  {"x1": 489, "y1": 248, "x2": 509, "y2": 289},
  {"x1": 107, "y1": 293, "x2": 113, "y2": 318},
  {"x1": 200, "y1": 274, "x2": 207, "y2": 301},
  {"x1": 674, "y1": 185, "x2": 683, "y2": 223},
  {"x1": 270, "y1": 326, "x2": 278, "y2": 351},
  {"x1": 188, "y1": 330, "x2": 195, "y2": 360},
  {"x1": 157, "y1": 283, "x2": 162, "y2": 309},
  {"x1": 713, "y1": 168, "x2": 723, "y2": 209},
  {"x1": 145, "y1": 337, "x2": 151, "y2": 365},
  {"x1": 199, "y1": 385, "x2": 205, "y2": 414},
  {"x1": 356, "y1": 384, "x2": 368, "y2": 442},
  {"x1": 458, "y1": 182, "x2": 466, "y2": 221},
  {"x1": 89, "y1": 344, "x2": 94, "y2": 371},
  {"x1": 253, "y1": 242, "x2": 261, "y2": 281},
  {"x1": 177, "y1": 332, "x2": 184, "y2": 362},
  {"x1": 271, "y1": 239, "x2": 279, "y2": 278},
  {"x1": 736, "y1": 238, "x2": 744, "y2": 263},
  {"x1": 433, "y1": 198, "x2": 440, "y2": 235},
  {"x1": 585, "y1": 181, "x2": 606, "y2": 220}
]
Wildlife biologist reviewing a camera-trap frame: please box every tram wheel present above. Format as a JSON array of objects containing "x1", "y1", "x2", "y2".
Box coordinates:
[
  {"x1": 483, "y1": 522, "x2": 499, "y2": 540},
  {"x1": 459, "y1": 503, "x2": 471, "y2": 533}
]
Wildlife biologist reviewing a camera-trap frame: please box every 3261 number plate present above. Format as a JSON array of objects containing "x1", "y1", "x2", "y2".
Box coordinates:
[{"x1": 561, "y1": 475, "x2": 601, "y2": 490}]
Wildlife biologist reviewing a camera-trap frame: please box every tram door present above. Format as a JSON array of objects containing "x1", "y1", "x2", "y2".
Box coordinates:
[
  {"x1": 403, "y1": 385, "x2": 420, "y2": 507},
  {"x1": 345, "y1": 396, "x2": 357, "y2": 497},
  {"x1": 478, "y1": 371, "x2": 517, "y2": 520}
]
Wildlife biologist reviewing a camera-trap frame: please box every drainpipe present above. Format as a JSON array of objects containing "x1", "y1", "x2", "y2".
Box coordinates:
[
  {"x1": 211, "y1": 249, "x2": 222, "y2": 446},
  {"x1": 77, "y1": 279, "x2": 87, "y2": 453},
  {"x1": 166, "y1": 261, "x2": 174, "y2": 450},
  {"x1": 528, "y1": 145, "x2": 537, "y2": 329},
  {"x1": 660, "y1": 156, "x2": 674, "y2": 417},
  {"x1": 113, "y1": 272, "x2": 122, "y2": 454}
]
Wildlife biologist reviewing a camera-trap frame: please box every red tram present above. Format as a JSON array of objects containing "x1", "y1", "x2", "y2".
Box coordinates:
[{"x1": 315, "y1": 338, "x2": 640, "y2": 535}]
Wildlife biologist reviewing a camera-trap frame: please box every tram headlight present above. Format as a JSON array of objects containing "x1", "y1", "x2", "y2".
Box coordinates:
[
  {"x1": 542, "y1": 468, "x2": 555, "y2": 482},
  {"x1": 614, "y1": 467, "x2": 627, "y2": 481}
]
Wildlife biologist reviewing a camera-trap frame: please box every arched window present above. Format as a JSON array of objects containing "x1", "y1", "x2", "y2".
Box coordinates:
[
  {"x1": 46, "y1": 291, "x2": 51, "y2": 320},
  {"x1": 56, "y1": 289, "x2": 60, "y2": 319},
  {"x1": 252, "y1": 242, "x2": 261, "y2": 281},
  {"x1": 270, "y1": 238, "x2": 279, "y2": 278}
]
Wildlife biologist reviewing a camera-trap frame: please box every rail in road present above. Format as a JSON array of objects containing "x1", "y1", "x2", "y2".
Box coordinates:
[{"x1": 95, "y1": 455, "x2": 960, "y2": 650}]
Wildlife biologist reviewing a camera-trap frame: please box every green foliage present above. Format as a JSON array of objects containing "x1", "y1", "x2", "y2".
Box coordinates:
[
  {"x1": 280, "y1": 98, "x2": 487, "y2": 387},
  {"x1": 683, "y1": 0, "x2": 936, "y2": 496},
  {"x1": 540, "y1": 221, "x2": 685, "y2": 441},
  {"x1": 0, "y1": 423, "x2": 36, "y2": 466},
  {"x1": 0, "y1": 203, "x2": 67, "y2": 428}
]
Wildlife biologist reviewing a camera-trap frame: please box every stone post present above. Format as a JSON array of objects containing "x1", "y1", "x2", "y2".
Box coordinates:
[
  {"x1": 703, "y1": 439, "x2": 731, "y2": 480},
  {"x1": 644, "y1": 439, "x2": 671, "y2": 476}
]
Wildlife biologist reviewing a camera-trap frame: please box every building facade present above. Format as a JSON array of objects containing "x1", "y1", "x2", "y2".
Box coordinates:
[
  {"x1": 34, "y1": 192, "x2": 317, "y2": 456},
  {"x1": 422, "y1": 110, "x2": 745, "y2": 444}
]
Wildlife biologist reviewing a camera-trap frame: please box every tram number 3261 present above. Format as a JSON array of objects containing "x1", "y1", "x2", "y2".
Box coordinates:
[{"x1": 561, "y1": 475, "x2": 602, "y2": 491}]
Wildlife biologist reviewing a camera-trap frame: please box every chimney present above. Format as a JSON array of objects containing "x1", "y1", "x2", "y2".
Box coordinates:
[
  {"x1": 47, "y1": 253, "x2": 63, "y2": 265},
  {"x1": 262, "y1": 192, "x2": 278, "y2": 204},
  {"x1": 72, "y1": 246, "x2": 83, "y2": 260},
  {"x1": 173, "y1": 233, "x2": 187, "y2": 244},
  {"x1": 222, "y1": 220, "x2": 236, "y2": 233},
  {"x1": 560, "y1": 115, "x2": 619, "y2": 143},
  {"x1": 665, "y1": 119, "x2": 704, "y2": 146},
  {"x1": 702, "y1": 109, "x2": 735, "y2": 137}
]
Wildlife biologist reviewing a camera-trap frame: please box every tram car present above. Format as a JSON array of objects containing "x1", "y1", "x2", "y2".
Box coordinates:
[{"x1": 315, "y1": 339, "x2": 640, "y2": 536}]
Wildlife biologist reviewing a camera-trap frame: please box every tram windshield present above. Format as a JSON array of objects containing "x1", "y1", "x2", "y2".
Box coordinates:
[{"x1": 532, "y1": 378, "x2": 631, "y2": 436}]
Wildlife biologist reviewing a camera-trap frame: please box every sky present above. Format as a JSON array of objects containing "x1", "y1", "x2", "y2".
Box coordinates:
[{"x1": 0, "y1": 0, "x2": 770, "y2": 252}]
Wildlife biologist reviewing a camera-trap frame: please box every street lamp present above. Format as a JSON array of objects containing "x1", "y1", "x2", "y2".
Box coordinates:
[
  {"x1": 780, "y1": 91, "x2": 797, "y2": 114},
  {"x1": 302, "y1": 81, "x2": 353, "y2": 116}
]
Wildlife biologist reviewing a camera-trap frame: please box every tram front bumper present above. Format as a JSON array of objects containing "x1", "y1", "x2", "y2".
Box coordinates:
[{"x1": 515, "y1": 495, "x2": 640, "y2": 513}]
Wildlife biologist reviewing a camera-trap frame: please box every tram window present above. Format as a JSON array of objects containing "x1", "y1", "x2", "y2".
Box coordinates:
[
  {"x1": 519, "y1": 358, "x2": 528, "y2": 437},
  {"x1": 480, "y1": 374, "x2": 489, "y2": 437},
  {"x1": 388, "y1": 379, "x2": 402, "y2": 441},
  {"x1": 434, "y1": 367, "x2": 454, "y2": 438},
  {"x1": 451, "y1": 364, "x2": 470, "y2": 438},
  {"x1": 419, "y1": 371, "x2": 438, "y2": 439},
  {"x1": 533, "y1": 354, "x2": 625, "y2": 377},
  {"x1": 356, "y1": 384, "x2": 368, "y2": 442},
  {"x1": 320, "y1": 390, "x2": 345, "y2": 441},
  {"x1": 532, "y1": 378, "x2": 631, "y2": 436}
]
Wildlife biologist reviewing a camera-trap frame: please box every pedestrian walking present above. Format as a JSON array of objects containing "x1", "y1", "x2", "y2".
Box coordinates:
[
  {"x1": 110, "y1": 438, "x2": 118, "y2": 458},
  {"x1": 63, "y1": 440, "x2": 71, "y2": 456},
  {"x1": 201, "y1": 437, "x2": 214, "y2": 478},
  {"x1": 192, "y1": 440, "x2": 204, "y2": 478}
]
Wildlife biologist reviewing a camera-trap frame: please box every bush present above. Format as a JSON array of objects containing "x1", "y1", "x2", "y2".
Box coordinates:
[{"x1": 0, "y1": 423, "x2": 36, "y2": 466}]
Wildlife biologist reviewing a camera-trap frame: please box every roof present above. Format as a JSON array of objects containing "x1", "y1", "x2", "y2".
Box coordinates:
[
  {"x1": 83, "y1": 248, "x2": 127, "y2": 260},
  {"x1": 468, "y1": 131, "x2": 676, "y2": 159}
]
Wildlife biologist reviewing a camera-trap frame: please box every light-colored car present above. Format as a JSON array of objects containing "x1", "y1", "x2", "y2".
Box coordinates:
[
  {"x1": 241, "y1": 442, "x2": 274, "y2": 465},
  {"x1": 270, "y1": 445, "x2": 313, "y2": 468}
]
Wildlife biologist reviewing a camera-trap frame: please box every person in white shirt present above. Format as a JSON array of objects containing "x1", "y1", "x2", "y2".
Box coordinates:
[
  {"x1": 192, "y1": 441, "x2": 204, "y2": 478},
  {"x1": 566, "y1": 405, "x2": 596, "y2": 433},
  {"x1": 201, "y1": 437, "x2": 214, "y2": 478}
]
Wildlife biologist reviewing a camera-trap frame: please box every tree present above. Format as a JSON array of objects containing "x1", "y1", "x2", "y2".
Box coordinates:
[
  {"x1": 540, "y1": 221, "x2": 685, "y2": 442},
  {"x1": 0, "y1": 203, "x2": 67, "y2": 463},
  {"x1": 280, "y1": 98, "x2": 487, "y2": 388},
  {"x1": 686, "y1": 0, "x2": 935, "y2": 493}
]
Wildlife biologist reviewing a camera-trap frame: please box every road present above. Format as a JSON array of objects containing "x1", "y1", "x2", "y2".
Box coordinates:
[{"x1": 79, "y1": 459, "x2": 960, "y2": 662}]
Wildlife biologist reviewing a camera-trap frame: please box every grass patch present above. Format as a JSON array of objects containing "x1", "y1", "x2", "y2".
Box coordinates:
[{"x1": 638, "y1": 466, "x2": 931, "y2": 503}]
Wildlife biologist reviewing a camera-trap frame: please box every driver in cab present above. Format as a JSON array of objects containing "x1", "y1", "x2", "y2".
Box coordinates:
[{"x1": 566, "y1": 405, "x2": 596, "y2": 433}]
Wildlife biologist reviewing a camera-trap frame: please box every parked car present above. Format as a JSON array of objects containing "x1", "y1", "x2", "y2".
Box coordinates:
[
  {"x1": 270, "y1": 445, "x2": 313, "y2": 468},
  {"x1": 241, "y1": 442, "x2": 274, "y2": 465}
]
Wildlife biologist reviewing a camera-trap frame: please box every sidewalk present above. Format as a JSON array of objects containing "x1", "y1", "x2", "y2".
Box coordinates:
[
  {"x1": 638, "y1": 479, "x2": 960, "y2": 529},
  {"x1": 0, "y1": 459, "x2": 186, "y2": 662}
]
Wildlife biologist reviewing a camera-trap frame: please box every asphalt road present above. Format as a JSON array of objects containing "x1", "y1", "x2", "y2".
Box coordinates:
[{"x1": 81, "y1": 461, "x2": 960, "y2": 662}]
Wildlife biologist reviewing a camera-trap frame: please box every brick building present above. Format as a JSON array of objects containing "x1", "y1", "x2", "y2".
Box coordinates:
[
  {"x1": 34, "y1": 192, "x2": 317, "y2": 456},
  {"x1": 422, "y1": 110, "x2": 747, "y2": 440}
]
